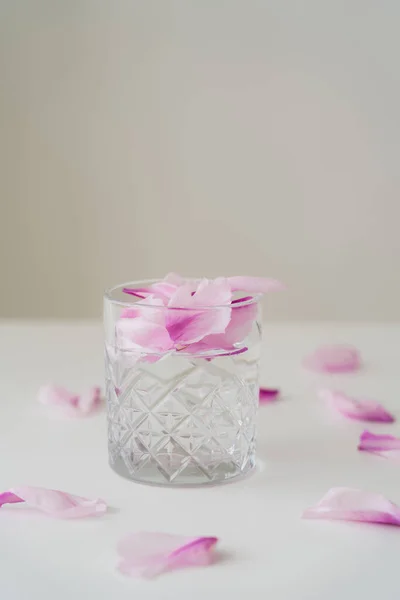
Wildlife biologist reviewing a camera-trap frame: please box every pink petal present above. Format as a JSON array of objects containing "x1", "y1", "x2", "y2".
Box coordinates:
[
  {"x1": 38, "y1": 385, "x2": 101, "y2": 417},
  {"x1": 169, "y1": 278, "x2": 232, "y2": 308},
  {"x1": 228, "y1": 276, "x2": 285, "y2": 294},
  {"x1": 164, "y1": 272, "x2": 185, "y2": 286},
  {"x1": 78, "y1": 387, "x2": 102, "y2": 415},
  {"x1": 117, "y1": 532, "x2": 218, "y2": 578},
  {"x1": 0, "y1": 486, "x2": 106, "y2": 518},
  {"x1": 123, "y1": 283, "x2": 178, "y2": 304},
  {"x1": 179, "y1": 296, "x2": 258, "y2": 351},
  {"x1": 358, "y1": 430, "x2": 400, "y2": 459},
  {"x1": 259, "y1": 387, "x2": 280, "y2": 403},
  {"x1": 303, "y1": 487, "x2": 400, "y2": 526},
  {"x1": 117, "y1": 317, "x2": 173, "y2": 353},
  {"x1": 150, "y1": 282, "x2": 178, "y2": 300},
  {"x1": 167, "y1": 279, "x2": 232, "y2": 345},
  {"x1": 167, "y1": 283, "x2": 193, "y2": 308},
  {"x1": 191, "y1": 277, "x2": 232, "y2": 307},
  {"x1": 120, "y1": 295, "x2": 166, "y2": 324},
  {"x1": 222, "y1": 299, "x2": 258, "y2": 345},
  {"x1": 38, "y1": 384, "x2": 78, "y2": 408},
  {"x1": 319, "y1": 389, "x2": 395, "y2": 423},
  {"x1": 166, "y1": 309, "x2": 231, "y2": 345},
  {"x1": 303, "y1": 345, "x2": 361, "y2": 373},
  {"x1": 122, "y1": 288, "x2": 149, "y2": 299},
  {"x1": 120, "y1": 307, "x2": 141, "y2": 319}
]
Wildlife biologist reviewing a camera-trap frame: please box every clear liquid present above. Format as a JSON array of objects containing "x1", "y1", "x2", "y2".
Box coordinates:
[{"x1": 106, "y1": 348, "x2": 259, "y2": 486}]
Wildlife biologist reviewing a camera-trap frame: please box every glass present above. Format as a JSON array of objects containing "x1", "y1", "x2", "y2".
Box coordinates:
[{"x1": 104, "y1": 280, "x2": 262, "y2": 487}]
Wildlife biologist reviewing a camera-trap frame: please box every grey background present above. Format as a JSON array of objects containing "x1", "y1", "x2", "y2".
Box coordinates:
[{"x1": 1, "y1": 1, "x2": 399, "y2": 320}]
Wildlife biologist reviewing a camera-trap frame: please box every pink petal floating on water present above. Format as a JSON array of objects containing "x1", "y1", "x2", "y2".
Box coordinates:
[
  {"x1": 166, "y1": 310, "x2": 231, "y2": 346},
  {"x1": 121, "y1": 295, "x2": 166, "y2": 324},
  {"x1": 358, "y1": 430, "x2": 400, "y2": 459},
  {"x1": 0, "y1": 486, "x2": 106, "y2": 519},
  {"x1": 164, "y1": 272, "x2": 185, "y2": 286},
  {"x1": 123, "y1": 281, "x2": 179, "y2": 304},
  {"x1": 178, "y1": 296, "x2": 257, "y2": 352},
  {"x1": 38, "y1": 385, "x2": 101, "y2": 417},
  {"x1": 303, "y1": 487, "x2": 400, "y2": 526},
  {"x1": 219, "y1": 297, "x2": 258, "y2": 345},
  {"x1": 303, "y1": 345, "x2": 361, "y2": 373},
  {"x1": 166, "y1": 279, "x2": 232, "y2": 345},
  {"x1": 117, "y1": 317, "x2": 173, "y2": 353},
  {"x1": 319, "y1": 389, "x2": 395, "y2": 423},
  {"x1": 120, "y1": 307, "x2": 141, "y2": 319},
  {"x1": 122, "y1": 288, "x2": 148, "y2": 299},
  {"x1": 259, "y1": 387, "x2": 280, "y2": 403},
  {"x1": 228, "y1": 276, "x2": 284, "y2": 294},
  {"x1": 117, "y1": 532, "x2": 219, "y2": 579}
]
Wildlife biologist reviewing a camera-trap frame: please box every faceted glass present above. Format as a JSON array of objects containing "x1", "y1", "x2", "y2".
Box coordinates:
[{"x1": 104, "y1": 280, "x2": 262, "y2": 487}]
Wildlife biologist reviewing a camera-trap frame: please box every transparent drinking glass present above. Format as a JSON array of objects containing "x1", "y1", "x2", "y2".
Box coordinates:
[{"x1": 104, "y1": 280, "x2": 262, "y2": 486}]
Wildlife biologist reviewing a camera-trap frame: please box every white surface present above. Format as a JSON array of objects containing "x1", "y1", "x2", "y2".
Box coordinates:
[
  {"x1": 0, "y1": 321, "x2": 400, "y2": 599},
  {"x1": 2, "y1": 2, "x2": 400, "y2": 320}
]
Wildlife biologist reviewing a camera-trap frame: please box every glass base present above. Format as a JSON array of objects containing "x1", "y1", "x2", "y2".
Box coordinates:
[
  {"x1": 106, "y1": 352, "x2": 259, "y2": 488},
  {"x1": 109, "y1": 454, "x2": 256, "y2": 487}
]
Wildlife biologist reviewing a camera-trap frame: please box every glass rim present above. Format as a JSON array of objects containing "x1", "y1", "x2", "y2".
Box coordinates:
[{"x1": 104, "y1": 279, "x2": 262, "y2": 310}]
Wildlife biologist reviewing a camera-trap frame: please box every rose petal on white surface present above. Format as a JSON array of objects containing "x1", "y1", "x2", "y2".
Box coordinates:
[
  {"x1": 0, "y1": 486, "x2": 106, "y2": 518},
  {"x1": 358, "y1": 430, "x2": 400, "y2": 459},
  {"x1": 38, "y1": 385, "x2": 102, "y2": 417},
  {"x1": 38, "y1": 384, "x2": 78, "y2": 407},
  {"x1": 117, "y1": 532, "x2": 219, "y2": 578},
  {"x1": 78, "y1": 387, "x2": 102, "y2": 415},
  {"x1": 259, "y1": 387, "x2": 280, "y2": 403},
  {"x1": 303, "y1": 487, "x2": 400, "y2": 526},
  {"x1": 319, "y1": 389, "x2": 395, "y2": 423},
  {"x1": 228, "y1": 276, "x2": 284, "y2": 294},
  {"x1": 303, "y1": 345, "x2": 361, "y2": 373}
]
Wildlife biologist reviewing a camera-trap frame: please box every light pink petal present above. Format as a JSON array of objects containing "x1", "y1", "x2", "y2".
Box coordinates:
[
  {"x1": 150, "y1": 282, "x2": 178, "y2": 300},
  {"x1": 303, "y1": 345, "x2": 361, "y2": 373},
  {"x1": 259, "y1": 387, "x2": 280, "y2": 403},
  {"x1": 179, "y1": 296, "x2": 257, "y2": 351},
  {"x1": 166, "y1": 279, "x2": 232, "y2": 344},
  {"x1": 123, "y1": 282, "x2": 179, "y2": 304},
  {"x1": 319, "y1": 389, "x2": 395, "y2": 423},
  {"x1": 117, "y1": 532, "x2": 218, "y2": 578},
  {"x1": 222, "y1": 299, "x2": 258, "y2": 345},
  {"x1": 0, "y1": 486, "x2": 106, "y2": 519},
  {"x1": 303, "y1": 487, "x2": 400, "y2": 526},
  {"x1": 117, "y1": 317, "x2": 173, "y2": 353},
  {"x1": 166, "y1": 309, "x2": 231, "y2": 345},
  {"x1": 78, "y1": 386, "x2": 102, "y2": 415},
  {"x1": 122, "y1": 288, "x2": 149, "y2": 299},
  {"x1": 169, "y1": 278, "x2": 232, "y2": 308},
  {"x1": 168, "y1": 283, "x2": 194, "y2": 308},
  {"x1": 120, "y1": 307, "x2": 141, "y2": 319},
  {"x1": 228, "y1": 276, "x2": 285, "y2": 294},
  {"x1": 358, "y1": 430, "x2": 400, "y2": 459},
  {"x1": 38, "y1": 385, "x2": 101, "y2": 417},
  {"x1": 120, "y1": 295, "x2": 166, "y2": 325},
  {"x1": 38, "y1": 384, "x2": 78, "y2": 408},
  {"x1": 164, "y1": 272, "x2": 185, "y2": 286},
  {"x1": 191, "y1": 278, "x2": 232, "y2": 307}
]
